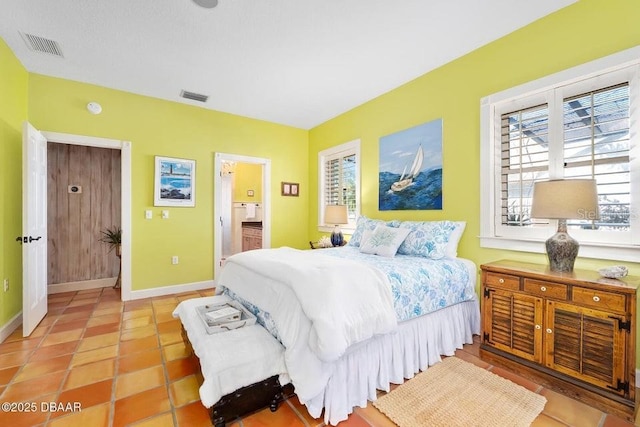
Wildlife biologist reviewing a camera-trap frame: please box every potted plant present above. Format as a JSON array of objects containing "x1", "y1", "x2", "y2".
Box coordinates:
[
  {"x1": 100, "y1": 226, "x2": 122, "y2": 256},
  {"x1": 100, "y1": 226, "x2": 122, "y2": 288}
]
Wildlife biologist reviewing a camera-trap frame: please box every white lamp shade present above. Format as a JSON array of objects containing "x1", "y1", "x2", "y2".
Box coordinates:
[
  {"x1": 531, "y1": 179, "x2": 600, "y2": 220},
  {"x1": 324, "y1": 205, "x2": 348, "y2": 225}
]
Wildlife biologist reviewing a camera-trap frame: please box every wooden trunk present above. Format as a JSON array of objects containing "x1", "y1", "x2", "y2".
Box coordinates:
[{"x1": 181, "y1": 326, "x2": 285, "y2": 426}]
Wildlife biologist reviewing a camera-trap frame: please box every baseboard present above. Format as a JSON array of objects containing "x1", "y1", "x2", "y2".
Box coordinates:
[
  {"x1": 48, "y1": 278, "x2": 116, "y2": 294},
  {"x1": 0, "y1": 311, "x2": 23, "y2": 343},
  {"x1": 637, "y1": 369, "x2": 639, "y2": 389},
  {"x1": 128, "y1": 279, "x2": 215, "y2": 301}
]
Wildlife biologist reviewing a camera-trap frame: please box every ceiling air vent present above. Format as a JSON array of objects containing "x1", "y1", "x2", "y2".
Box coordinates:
[
  {"x1": 20, "y1": 32, "x2": 64, "y2": 57},
  {"x1": 180, "y1": 90, "x2": 209, "y2": 103}
]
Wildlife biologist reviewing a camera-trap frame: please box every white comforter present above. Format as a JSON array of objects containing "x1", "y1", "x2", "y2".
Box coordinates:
[
  {"x1": 222, "y1": 247, "x2": 397, "y2": 361},
  {"x1": 217, "y1": 247, "x2": 398, "y2": 413}
]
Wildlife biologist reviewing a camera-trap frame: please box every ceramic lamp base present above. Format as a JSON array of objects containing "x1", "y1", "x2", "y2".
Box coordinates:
[
  {"x1": 545, "y1": 221, "x2": 579, "y2": 272},
  {"x1": 330, "y1": 226, "x2": 344, "y2": 247}
]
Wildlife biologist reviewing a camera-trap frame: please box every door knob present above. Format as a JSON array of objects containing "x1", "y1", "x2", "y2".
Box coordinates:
[{"x1": 28, "y1": 236, "x2": 42, "y2": 243}]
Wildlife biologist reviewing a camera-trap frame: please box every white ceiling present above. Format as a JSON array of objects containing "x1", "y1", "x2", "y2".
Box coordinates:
[{"x1": 0, "y1": 0, "x2": 576, "y2": 129}]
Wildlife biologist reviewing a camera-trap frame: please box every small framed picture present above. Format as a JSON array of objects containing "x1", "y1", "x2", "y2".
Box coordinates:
[
  {"x1": 281, "y1": 181, "x2": 299, "y2": 197},
  {"x1": 154, "y1": 156, "x2": 196, "y2": 207}
]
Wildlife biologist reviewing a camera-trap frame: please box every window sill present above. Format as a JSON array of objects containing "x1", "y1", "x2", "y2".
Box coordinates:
[{"x1": 480, "y1": 236, "x2": 640, "y2": 263}]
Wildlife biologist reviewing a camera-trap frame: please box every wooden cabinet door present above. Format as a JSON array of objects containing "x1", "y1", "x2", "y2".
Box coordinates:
[
  {"x1": 545, "y1": 300, "x2": 628, "y2": 396},
  {"x1": 483, "y1": 288, "x2": 543, "y2": 363}
]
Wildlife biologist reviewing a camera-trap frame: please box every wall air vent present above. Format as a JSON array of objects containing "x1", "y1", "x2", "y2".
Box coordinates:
[
  {"x1": 180, "y1": 90, "x2": 209, "y2": 103},
  {"x1": 20, "y1": 32, "x2": 64, "y2": 57}
]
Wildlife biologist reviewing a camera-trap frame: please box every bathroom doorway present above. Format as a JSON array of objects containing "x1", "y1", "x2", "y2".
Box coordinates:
[{"x1": 213, "y1": 153, "x2": 271, "y2": 278}]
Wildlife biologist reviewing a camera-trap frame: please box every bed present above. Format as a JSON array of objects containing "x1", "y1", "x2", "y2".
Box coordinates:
[{"x1": 212, "y1": 218, "x2": 481, "y2": 425}]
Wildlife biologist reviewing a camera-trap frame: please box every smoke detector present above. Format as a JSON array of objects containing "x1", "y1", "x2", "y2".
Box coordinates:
[{"x1": 87, "y1": 102, "x2": 102, "y2": 115}]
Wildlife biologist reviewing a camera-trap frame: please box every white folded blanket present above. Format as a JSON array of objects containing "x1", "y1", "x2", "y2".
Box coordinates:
[
  {"x1": 220, "y1": 247, "x2": 398, "y2": 362},
  {"x1": 172, "y1": 296, "x2": 289, "y2": 407}
]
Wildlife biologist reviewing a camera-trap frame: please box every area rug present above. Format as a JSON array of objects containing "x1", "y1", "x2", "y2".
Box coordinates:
[{"x1": 372, "y1": 357, "x2": 547, "y2": 427}]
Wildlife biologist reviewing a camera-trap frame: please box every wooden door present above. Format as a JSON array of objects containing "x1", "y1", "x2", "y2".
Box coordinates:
[
  {"x1": 545, "y1": 300, "x2": 628, "y2": 396},
  {"x1": 483, "y1": 288, "x2": 543, "y2": 363}
]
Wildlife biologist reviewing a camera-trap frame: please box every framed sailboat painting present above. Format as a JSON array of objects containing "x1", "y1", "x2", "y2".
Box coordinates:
[{"x1": 379, "y1": 118, "x2": 443, "y2": 210}]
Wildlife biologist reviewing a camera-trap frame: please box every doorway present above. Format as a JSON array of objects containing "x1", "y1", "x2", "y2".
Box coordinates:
[
  {"x1": 213, "y1": 153, "x2": 271, "y2": 278},
  {"x1": 41, "y1": 131, "x2": 132, "y2": 300},
  {"x1": 46, "y1": 143, "x2": 122, "y2": 292}
]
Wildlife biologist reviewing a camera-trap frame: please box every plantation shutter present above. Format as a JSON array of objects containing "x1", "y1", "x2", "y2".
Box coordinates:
[
  {"x1": 324, "y1": 152, "x2": 356, "y2": 222},
  {"x1": 563, "y1": 83, "x2": 630, "y2": 231},
  {"x1": 500, "y1": 104, "x2": 550, "y2": 227}
]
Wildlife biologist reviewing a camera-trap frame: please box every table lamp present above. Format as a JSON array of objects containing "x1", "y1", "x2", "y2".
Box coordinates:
[
  {"x1": 324, "y1": 205, "x2": 348, "y2": 247},
  {"x1": 530, "y1": 179, "x2": 599, "y2": 272}
]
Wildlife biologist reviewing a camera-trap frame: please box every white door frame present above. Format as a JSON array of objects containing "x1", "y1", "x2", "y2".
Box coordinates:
[
  {"x1": 213, "y1": 153, "x2": 271, "y2": 280},
  {"x1": 41, "y1": 131, "x2": 133, "y2": 301}
]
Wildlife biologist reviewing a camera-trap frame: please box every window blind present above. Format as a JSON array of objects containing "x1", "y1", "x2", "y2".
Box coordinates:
[
  {"x1": 500, "y1": 104, "x2": 550, "y2": 227},
  {"x1": 563, "y1": 83, "x2": 630, "y2": 231},
  {"x1": 324, "y1": 153, "x2": 356, "y2": 221}
]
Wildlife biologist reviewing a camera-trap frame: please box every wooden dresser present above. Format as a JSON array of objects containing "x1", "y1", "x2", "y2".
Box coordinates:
[{"x1": 480, "y1": 260, "x2": 638, "y2": 420}]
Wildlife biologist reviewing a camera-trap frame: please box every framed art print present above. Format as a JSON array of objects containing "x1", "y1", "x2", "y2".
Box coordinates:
[
  {"x1": 281, "y1": 181, "x2": 299, "y2": 197},
  {"x1": 154, "y1": 156, "x2": 196, "y2": 207}
]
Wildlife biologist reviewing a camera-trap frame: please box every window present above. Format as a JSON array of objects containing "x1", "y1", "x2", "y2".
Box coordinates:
[
  {"x1": 481, "y1": 47, "x2": 640, "y2": 261},
  {"x1": 318, "y1": 139, "x2": 360, "y2": 231}
]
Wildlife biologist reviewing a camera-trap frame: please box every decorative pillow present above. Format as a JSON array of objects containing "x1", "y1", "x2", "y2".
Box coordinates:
[
  {"x1": 397, "y1": 220, "x2": 463, "y2": 259},
  {"x1": 348, "y1": 216, "x2": 400, "y2": 247},
  {"x1": 359, "y1": 224, "x2": 411, "y2": 257}
]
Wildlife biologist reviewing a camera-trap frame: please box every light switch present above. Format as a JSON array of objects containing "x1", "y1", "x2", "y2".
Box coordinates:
[
  {"x1": 162, "y1": 210, "x2": 169, "y2": 219},
  {"x1": 145, "y1": 210, "x2": 153, "y2": 219}
]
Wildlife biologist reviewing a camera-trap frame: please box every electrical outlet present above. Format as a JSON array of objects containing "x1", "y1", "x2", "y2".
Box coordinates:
[
  {"x1": 162, "y1": 210, "x2": 169, "y2": 219},
  {"x1": 172, "y1": 256, "x2": 179, "y2": 265},
  {"x1": 145, "y1": 210, "x2": 153, "y2": 219},
  {"x1": 3, "y1": 279, "x2": 8, "y2": 292}
]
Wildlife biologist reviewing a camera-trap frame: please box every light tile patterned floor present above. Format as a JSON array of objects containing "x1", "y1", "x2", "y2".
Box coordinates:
[{"x1": 0, "y1": 287, "x2": 638, "y2": 426}]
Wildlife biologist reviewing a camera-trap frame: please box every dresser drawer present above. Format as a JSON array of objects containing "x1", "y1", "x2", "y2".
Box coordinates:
[
  {"x1": 572, "y1": 287, "x2": 626, "y2": 312},
  {"x1": 523, "y1": 279, "x2": 567, "y2": 300},
  {"x1": 484, "y1": 272, "x2": 520, "y2": 291},
  {"x1": 242, "y1": 228, "x2": 262, "y2": 238}
]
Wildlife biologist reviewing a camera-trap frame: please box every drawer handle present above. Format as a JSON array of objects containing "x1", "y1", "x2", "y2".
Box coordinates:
[
  {"x1": 546, "y1": 328, "x2": 553, "y2": 334},
  {"x1": 535, "y1": 325, "x2": 541, "y2": 330},
  {"x1": 593, "y1": 295, "x2": 600, "y2": 302},
  {"x1": 498, "y1": 278, "x2": 505, "y2": 284},
  {"x1": 540, "y1": 286, "x2": 547, "y2": 292}
]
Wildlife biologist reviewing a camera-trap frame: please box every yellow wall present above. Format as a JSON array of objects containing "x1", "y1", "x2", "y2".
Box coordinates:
[
  {"x1": 233, "y1": 162, "x2": 263, "y2": 203},
  {"x1": 0, "y1": 39, "x2": 28, "y2": 326},
  {"x1": 27, "y1": 75, "x2": 308, "y2": 291},
  {"x1": 310, "y1": 0, "x2": 640, "y2": 272},
  {"x1": 309, "y1": 0, "x2": 640, "y2": 365}
]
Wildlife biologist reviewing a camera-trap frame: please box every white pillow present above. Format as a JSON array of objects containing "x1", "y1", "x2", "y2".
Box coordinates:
[
  {"x1": 445, "y1": 221, "x2": 466, "y2": 258},
  {"x1": 359, "y1": 224, "x2": 411, "y2": 257}
]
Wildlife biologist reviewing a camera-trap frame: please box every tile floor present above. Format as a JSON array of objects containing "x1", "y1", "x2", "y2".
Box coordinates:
[{"x1": 0, "y1": 287, "x2": 638, "y2": 426}]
